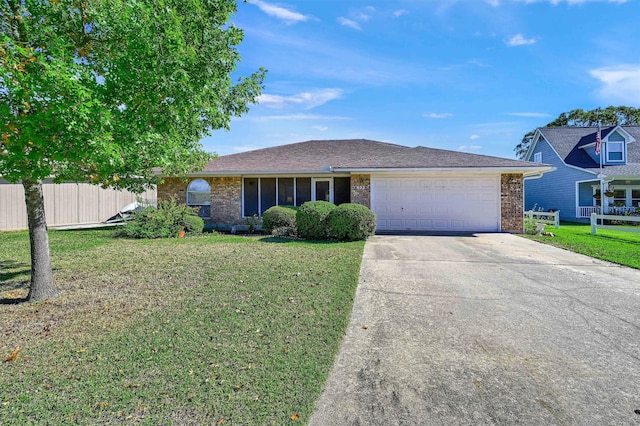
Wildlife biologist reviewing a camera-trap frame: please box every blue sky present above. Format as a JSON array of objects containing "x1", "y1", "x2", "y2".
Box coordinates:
[{"x1": 202, "y1": 0, "x2": 640, "y2": 159}]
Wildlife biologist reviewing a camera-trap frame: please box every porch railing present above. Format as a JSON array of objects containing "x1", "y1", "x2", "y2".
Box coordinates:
[
  {"x1": 577, "y1": 206, "x2": 599, "y2": 218},
  {"x1": 578, "y1": 205, "x2": 638, "y2": 218}
]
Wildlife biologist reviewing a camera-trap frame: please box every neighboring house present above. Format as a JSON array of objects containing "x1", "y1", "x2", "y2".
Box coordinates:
[
  {"x1": 158, "y1": 139, "x2": 551, "y2": 233},
  {"x1": 524, "y1": 126, "x2": 640, "y2": 222},
  {"x1": 0, "y1": 178, "x2": 156, "y2": 231}
]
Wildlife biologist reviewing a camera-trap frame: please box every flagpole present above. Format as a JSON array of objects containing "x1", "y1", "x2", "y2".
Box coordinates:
[{"x1": 597, "y1": 123, "x2": 604, "y2": 222}]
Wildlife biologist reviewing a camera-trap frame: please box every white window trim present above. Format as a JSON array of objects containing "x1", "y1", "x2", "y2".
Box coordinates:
[
  {"x1": 242, "y1": 177, "x2": 341, "y2": 217},
  {"x1": 605, "y1": 141, "x2": 625, "y2": 163},
  {"x1": 312, "y1": 178, "x2": 333, "y2": 204},
  {"x1": 533, "y1": 152, "x2": 542, "y2": 163},
  {"x1": 186, "y1": 179, "x2": 212, "y2": 218}
]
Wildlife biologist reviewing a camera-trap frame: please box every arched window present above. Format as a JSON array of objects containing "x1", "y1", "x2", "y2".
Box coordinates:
[{"x1": 187, "y1": 179, "x2": 211, "y2": 218}]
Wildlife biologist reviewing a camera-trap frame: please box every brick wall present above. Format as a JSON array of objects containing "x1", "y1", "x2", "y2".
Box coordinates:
[
  {"x1": 501, "y1": 173, "x2": 524, "y2": 233},
  {"x1": 351, "y1": 174, "x2": 371, "y2": 208},
  {"x1": 210, "y1": 177, "x2": 242, "y2": 224},
  {"x1": 157, "y1": 177, "x2": 188, "y2": 203},
  {"x1": 157, "y1": 176, "x2": 242, "y2": 225}
]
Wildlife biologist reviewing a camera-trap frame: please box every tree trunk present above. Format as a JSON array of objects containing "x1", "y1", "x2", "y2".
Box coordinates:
[{"x1": 23, "y1": 179, "x2": 59, "y2": 301}]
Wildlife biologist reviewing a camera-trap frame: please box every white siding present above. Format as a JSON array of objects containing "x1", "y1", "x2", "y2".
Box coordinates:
[{"x1": 0, "y1": 179, "x2": 156, "y2": 231}]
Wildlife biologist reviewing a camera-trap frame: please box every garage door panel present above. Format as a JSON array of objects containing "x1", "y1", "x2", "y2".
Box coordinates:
[{"x1": 372, "y1": 176, "x2": 499, "y2": 232}]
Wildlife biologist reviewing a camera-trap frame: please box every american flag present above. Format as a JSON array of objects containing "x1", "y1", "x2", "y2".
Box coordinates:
[{"x1": 595, "y1": 124, "x2": 601, "y2": 155}]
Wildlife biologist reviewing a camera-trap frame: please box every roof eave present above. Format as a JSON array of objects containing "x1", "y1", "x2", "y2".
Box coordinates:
[
  {"x1": 159, "y1": 169, "x2": 337, "y2": 178},
  {"x1": 332, "y1": 166, "x2": 555, "y2": 175}
]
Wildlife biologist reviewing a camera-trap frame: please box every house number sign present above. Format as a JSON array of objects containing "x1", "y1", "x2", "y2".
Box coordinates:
[{"x1": 353, "y1": 185, "x2": 368, "y2": 190}]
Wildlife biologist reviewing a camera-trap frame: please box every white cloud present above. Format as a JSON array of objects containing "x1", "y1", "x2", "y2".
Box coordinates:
[
  {"x1": 338, "y1": 17, "x2": 362, "y2": 30},
  {"x1": 505, "y1": 34, "x2": 537, "y2": 46},
  {"x1": 457, "y1": 145, "x2": 482, "y2": 151},
  {"x1": 312, "y1": 125, "x2": 329, "y2": 131},
  {"x1": 590, "y1": 64, "x2": 640, "y2": 106},
  {"x1": 250, "y1": 0, "x2": 308, "y2": 23},
  {"x1": 469, "y1": 134, "x2": 481, "y2": 140},
  {"x1": 506, "y1": 112, "x2": 552, "y2": 118},
  {"x1": 485, "y1": 0, "x2": 500, "y2": 6},
  {"x1": 256, "y1": 113, "x2": 352, "y2": 121},
  {"x1": 393, "y1": 9, "x2": 408, "y2": 17},
  {"x1": 423, "y1": 112, "x2": 453, "y2": 119},
  {"x1": 258, "y1": 88, "x2": 344, "y2": 109},
  {"x1": 355, "y1": 6, "x2": 376, "y2": 21},
  {"x1": 517, "y1": 0, "x2": 627, "y2": 4}
]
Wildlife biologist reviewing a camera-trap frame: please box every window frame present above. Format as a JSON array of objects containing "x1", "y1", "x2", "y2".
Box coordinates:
[
  {"x1": 533, "y1": 152, "x2": 542, "y2": 163},
  {"x1": 186, "y1": 179, "x2": 212, "y2": 219},
  {"x1": 606, "y1": 141, "x2": 625, "y2": 163},
  {"x1": 242, "y1": 176, "x2": 350, "y2": 217}
]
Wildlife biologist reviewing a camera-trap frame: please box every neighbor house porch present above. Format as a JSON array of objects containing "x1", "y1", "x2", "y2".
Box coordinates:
[{"x1": 576, "y1": 180, "x2": 640, "y2": 219}]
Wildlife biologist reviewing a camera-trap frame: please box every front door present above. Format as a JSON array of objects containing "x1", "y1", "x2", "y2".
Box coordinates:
[{"x1": 313, "y1": 179, "x2": 332, "y2": 203}]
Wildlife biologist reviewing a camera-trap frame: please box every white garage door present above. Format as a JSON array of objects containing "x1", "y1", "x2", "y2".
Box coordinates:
[{"x1": 371, "y1": 176, "x2": 500, "y2": 232}]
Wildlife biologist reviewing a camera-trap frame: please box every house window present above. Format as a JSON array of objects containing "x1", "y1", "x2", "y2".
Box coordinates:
[
  {"x1": 533, "y1": 152, "x2": 542, "y2": 163},
  {"x1": 242, "y1": 177, "x2": 350, "y2": 216},
  {"x1": 296, "y1": 178, "x2": 311, "y2": 206},
  {"x1": 632, "y1": 189, "x2": 640, "y2": 207},
  {"x1": 186, "y1": 179, "x2": 211, "y2": 218},
  {"x1": 612, "y1": 189, "x2": 626, "y2": 207},
  {"x1": 278, "y1": 178, "x2": 294, "y2": 206},
  {"x1": 334, "y1": 177, "x2": 351, "y2": 205},
  {"x1": 243, "y1": 178, "x2": 259, "y2": 217},
  {"x1": 606, "y1": 142, "x2": 624, "y2": 162}
]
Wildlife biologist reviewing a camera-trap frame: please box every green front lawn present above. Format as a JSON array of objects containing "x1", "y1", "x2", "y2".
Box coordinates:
[
  {"x1": 524, "y1": 222, "x2": 640, "y2": 269},
  {"x1": 0, "y1": 229, "x2": 364, "y2": 424}
]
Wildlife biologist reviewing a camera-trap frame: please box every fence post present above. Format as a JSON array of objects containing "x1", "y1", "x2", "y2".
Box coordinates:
[
  {"x1": 554, "y1": 211, "x2": 560, "y2": 228},
  {"x1": 591, "y1": 212, "x2": 597, "y2": 235}
]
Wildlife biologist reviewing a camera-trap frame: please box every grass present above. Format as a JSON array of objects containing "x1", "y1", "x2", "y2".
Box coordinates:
[
  {"x1": 0, "y1": 229, "x2": 365, "y2": 425},
  {"x1": 524, "y1": 222, "x2": 640, "y2": 269}
]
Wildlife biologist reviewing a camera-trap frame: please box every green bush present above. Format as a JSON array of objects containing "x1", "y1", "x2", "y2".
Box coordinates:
[
  {"x1": 262, "y1": 205, "x2": 298, "y2": 233},
  {"x1": 183, "y1": 214, "x2": 204, "y2": 234},
  {"x1": 296, "y1": 201, "x2": 337, "y2": 240},
  {"x1": 115, "y1": 199, "x2": 199, "y2": 239},
  {"x1": 328, "y1": 203, "x2": 377, "y2": 241}
]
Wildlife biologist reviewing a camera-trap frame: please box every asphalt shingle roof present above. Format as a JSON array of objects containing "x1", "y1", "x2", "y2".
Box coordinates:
[
  {"x1": 538, "y1": 126, "x2": 640, "y2": 177},
  {"x1": 201, "y1": 139, "x2": 544, "y2": 173}
]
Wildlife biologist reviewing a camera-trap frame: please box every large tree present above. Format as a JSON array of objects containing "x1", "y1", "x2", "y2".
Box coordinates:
[
  {"x1": 515, "y1": 106, "x2": 640, "y2": 159},
  {"x1": 1, "y1": 0, "x2": 265, "y2": 301}
]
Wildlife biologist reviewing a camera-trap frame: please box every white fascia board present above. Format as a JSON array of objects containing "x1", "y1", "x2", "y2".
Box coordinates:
[
  {"x1": 163, "y1": 170, "x2": 337, "y2": 178},
  {"x1": 333, "y1": 166, "x2": 555, "y2": 176},
  {"x1": 522, "y1": 129, "x2": 543, "y2": 161},
  {"x1": 610, "y1": 125, "x2": 636, "y2": 143}
]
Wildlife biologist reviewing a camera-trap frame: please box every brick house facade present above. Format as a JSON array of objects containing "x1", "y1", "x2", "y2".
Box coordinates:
[
  {"x1": 157, "y1": 139, "x2": 550, "y2": 233},
  {"x1": 159, "y1": 171, "x2": 528, "y2": 232}
]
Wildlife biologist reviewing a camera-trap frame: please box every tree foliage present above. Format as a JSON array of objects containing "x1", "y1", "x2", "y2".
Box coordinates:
[
  {"x1": 1, "y1": 0, "x2": 265, "y2": 300},
  {"x1": 514, "y1": 106, "x2": 640, "y2": 159}
]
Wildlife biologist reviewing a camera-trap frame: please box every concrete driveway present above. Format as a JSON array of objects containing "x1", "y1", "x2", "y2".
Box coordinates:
[{"x1": 309, "y1": 234, "x2": 640, "y2": 425}]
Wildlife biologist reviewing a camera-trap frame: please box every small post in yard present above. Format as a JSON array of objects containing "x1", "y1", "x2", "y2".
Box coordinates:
[{"x1": 591, "y1": 212, "x2": 597, "y2": 235}]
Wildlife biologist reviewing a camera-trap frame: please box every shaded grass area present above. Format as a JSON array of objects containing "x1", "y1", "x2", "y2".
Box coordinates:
[
  {"x1": 524, "y1": 222, "x2": 640, "y2": 269},
  {"x1": 0, "y1": 230, "x2": 364, "y2": 424}
]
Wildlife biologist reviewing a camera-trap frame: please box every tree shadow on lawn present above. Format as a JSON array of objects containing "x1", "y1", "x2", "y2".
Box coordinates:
[
  {"x1": 259, "y1": 236, "x2": 339, "y2": 245},
  {"x1": 595, "y1": 234, "x2": 640, "y2": 246},
  {"x1": 0, "y1": 260, "x2": 30, "y2": 304}
]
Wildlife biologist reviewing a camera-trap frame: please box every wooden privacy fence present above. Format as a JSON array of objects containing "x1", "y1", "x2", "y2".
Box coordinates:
[
  {"x1": 524, "y1": 210, "x2": 560, "y2": 228},
  {"x1": 0, "y1": 179, "x2": 156, "y2": 231},
  {"x1": 590, "y1": 213, "x2": 640, "y2": 235}
]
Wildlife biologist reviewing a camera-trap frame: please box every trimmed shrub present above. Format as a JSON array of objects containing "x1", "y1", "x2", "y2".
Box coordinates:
[
  {"x1": 328, "y1": 203, "x2": 377, "y2": 241},
  {"x1": 183, "y1": 214, "x2": 205, "y2": 234},
  {"x1": 115, "y1": 198, "x2": 199, "y2": 239},
  {"x1": 262, "y1": 205, "x2": 298, "y2": 233},
  {"x1": 296, "y1": 201, "x2": 337, "y2": 240},
  {"x1": 271, "y1": 226, "x2": 297, "y2": 238}
]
